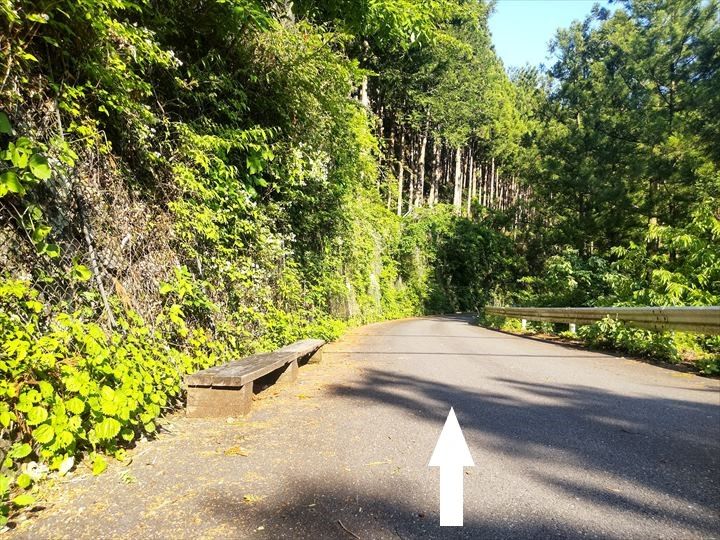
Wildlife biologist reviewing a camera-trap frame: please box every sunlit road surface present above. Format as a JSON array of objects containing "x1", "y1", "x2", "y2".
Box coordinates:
[{"x1": 10, "y1": 315, "x2": 720, "y2": 539}]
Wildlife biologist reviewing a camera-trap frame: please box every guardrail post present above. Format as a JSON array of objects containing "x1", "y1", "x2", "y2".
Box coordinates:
[
  {"x1": 521, "y1": 319, "x2": 527, "y2": 331},
  {"x1": 569, "y1": 323, "x2": 577, "y2": 334}
]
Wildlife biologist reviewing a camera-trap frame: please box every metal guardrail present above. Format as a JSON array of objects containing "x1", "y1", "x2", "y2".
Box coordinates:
[{"x1": 484, "y1": 306, "x2": 720, "y2": 335}]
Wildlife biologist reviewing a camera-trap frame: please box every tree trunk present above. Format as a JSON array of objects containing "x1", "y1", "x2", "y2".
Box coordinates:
[
  {"x1": 444, "y1": 146, "x2": 451, "y2": 192},
  {"x1": 430, "y1": 141, "x2": 441, "y2": 206},
  {"x1": 489, "y1": 157, "x2": 496, "y2": 208},
  {"x1": 397, "y1": 127, "x2": 405, "y2": 216},
  {"x1": 360, "y1": 76, "x2": 370, "y2": 108},
  {"x1": 377, "y1": 106, "x2": 384, "y2": 190},
  {"x1": 387, "y1": 122, "x2": 395, "y2": 210},
  {"x1": 416, "y1": 125, "x2": 428, "y2": 208},
  {"x1": 378, "y1": 103, "x2": 386, "y2": 164},
  {"x1": 443, "y1": 146, "x2": 450, "y2": 201},
  {"x1": 466, "y1": 152, "x2": 474, "y2": 217},
  {"x1": 453, "y1": 147, "x2": 463, "y2": 213},
  {"x1": 478, "y1": 164, "x2": 483, "y2": 207},
  {"x1": 408, "y1": 133, "x2": 416, "y2": 211}
]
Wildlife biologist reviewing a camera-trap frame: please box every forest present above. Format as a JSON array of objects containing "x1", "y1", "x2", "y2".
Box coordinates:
[{"x1": 0, "y1": 0, "x2": 718, "y2": 519}]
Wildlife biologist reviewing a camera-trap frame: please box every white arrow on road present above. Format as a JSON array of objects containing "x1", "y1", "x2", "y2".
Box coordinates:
[{"x1": 428, "y1": 407, "x2": 474, "y2": 526}]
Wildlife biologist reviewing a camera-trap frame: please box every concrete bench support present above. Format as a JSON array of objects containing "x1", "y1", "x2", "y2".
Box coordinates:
[
  {"x1": 185, "y1": 339, "x2": 324, "y2": 418},
  {"x1": 186, "y1": 384, "x2": 253, "y2": 418},
  {"x1": 277, "y1": 358, "x2": 298, "y2": 384}
]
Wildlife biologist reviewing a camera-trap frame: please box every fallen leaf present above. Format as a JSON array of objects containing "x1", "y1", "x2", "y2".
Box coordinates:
[{"x1": 224, "y1": 446, "x2": 250, "y2": 457}]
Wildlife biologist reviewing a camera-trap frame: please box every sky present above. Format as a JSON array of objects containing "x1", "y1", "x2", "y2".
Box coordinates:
[{"x1": 488, "y1": 0, "x2": 611, "y2": 70}]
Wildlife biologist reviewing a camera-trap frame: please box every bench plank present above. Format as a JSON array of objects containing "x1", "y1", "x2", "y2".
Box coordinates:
[
  {"x1": 185, "y1": 339, "x2": 324, "y2": 418},
  {"x1": 186, "y1": 338, "x2": 324, "y2": 388}
]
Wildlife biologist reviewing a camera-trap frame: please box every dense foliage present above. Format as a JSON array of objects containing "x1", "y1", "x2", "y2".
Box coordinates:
[
  {"x1": 504, "y1": 0, "x2": 719, "y2": 370},
  {"x1": 0, "y1": 0, "x2": 717, "y2": 524}
]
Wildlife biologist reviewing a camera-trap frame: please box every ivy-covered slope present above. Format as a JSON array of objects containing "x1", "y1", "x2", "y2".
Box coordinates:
[{"x1": 0, "y1": 2, "x2": 392, "y2": 517}]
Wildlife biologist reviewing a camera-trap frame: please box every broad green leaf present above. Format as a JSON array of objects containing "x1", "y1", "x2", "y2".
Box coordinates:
[
  {"x1": 64, "y1": 375, "x2": 82, "y2": 392},
  {"x1": 38, "y1": 380, "x2": 54, "y2": 399},
  {"x1": 26, "y1": 406, "x2": 48, "y2": 426},
  {"x1": 9, "y1": 443, "x2": 32, "y2": 459},
  {"x1": 246, "y1": 155, "x2": 262, "y2": 174},
  {"x1": 27, "y1": 204, "x2": 42, "y2": 221},
  {"x1": 100, "y1": 385, "x2": 115, "y2": 401},
  {"x1": 65, "y1": 397, "x2": 85, "y2": 414},
  {"x1": 12, "y1": 494, "x2": 35, "y2": 506},
  {"x1": 32, "y1": 423, "x2": 55, "y2": 444},
  {"x1": 92, "y1": 455, "x2": 107, "y2": 475},
  {"x1": 0, "y1": 170, "x2": 23, "y2": 194},
  {"x1": 0, "y1": 111, "x2": 11, "y2": 134},
  {"x1": 159, "y1": 283, "x2": 173, "y2": 295},
  {"x1": 0, "y1": 475, "x2": 9, "y2": 495},
  {"x1": 25, "y1": 299, "x2": 43, "y2": 313},
  {"x1": 0, "y1": 410, "x2": 13, "y2": 427},
  {"x1": 44, "y1": 243, "x2": 60, "y2": 258},
  {"x1": 10, "y1": 145, "x2": 30, "y2": 168},
  {"x1": 72, "y1": 264, "x2": 92, "y2": 281},
  {"x1": 95, "y1": 417, "x2": 121, "y2": 440},
  {"x1": 29, "y1": 154, "x2": 51, "y2": 179},
  {"x1": 68, "y1": 415, "x2": 82, "y2": 430},
  {"x1": 16, "y1": 473, "x2": 32, "y2": 489},
  {"x1": 57, "y1": 430, "x2": 74, "y2": 448},
  {"x1": 32, "y1": 224, "x2": 52, "y2": 243},
  {"x1": 101, "y1": 399, "x2": 117, "y2": 416}
]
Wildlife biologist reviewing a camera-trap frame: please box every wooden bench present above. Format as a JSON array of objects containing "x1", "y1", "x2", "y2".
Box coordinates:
[{"x1": 185, "y1": 339, "x2": 324, "y2": 418}]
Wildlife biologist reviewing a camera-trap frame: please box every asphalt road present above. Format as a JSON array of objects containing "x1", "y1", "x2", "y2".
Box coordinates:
[{"x1": 10, "y1": 315, "x2": 720, "y2": 539}]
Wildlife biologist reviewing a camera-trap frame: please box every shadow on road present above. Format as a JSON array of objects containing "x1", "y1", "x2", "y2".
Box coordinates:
[
  {"x1": 198, "y1": 364, "x2": 719, "y2": 538},
  {"x1": 202, "y1": 315, "x2": 719, "y2": 538},
  {"x1": 321, "y1": 368, "x2": 719, "y2": 536},
  {"x1": 202, "y1": 474, "x2": 588, "y2": 539}
]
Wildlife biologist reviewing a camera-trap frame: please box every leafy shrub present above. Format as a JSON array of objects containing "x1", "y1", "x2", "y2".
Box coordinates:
[
  {"x1": 399, "y1": 205, "x2": 520, "y2": 314},
  {"x1": 610, "y1": 205, "x2": 720, "y2": 307},
  {"x1": 517, "y1": 247, "x2": 614, "y2": 308},
  {"x1": 500, "y1": 317, "x2": 524, "y2": 333},
  {"x1": 578, "y1": 317, "x2": 679, "y2": 362},
  {"x1": 514, "y1": 208, "x2": 720, "y2": 370},
  {"x1": 0, "y1": 278, "x2": 229, "y2": 522},
  {"x1": 476, "y1": 311, "x2": 508, "y2": 331},
  {"x1": 695, "y1": 356, "x2": 720, "y2": 376}
]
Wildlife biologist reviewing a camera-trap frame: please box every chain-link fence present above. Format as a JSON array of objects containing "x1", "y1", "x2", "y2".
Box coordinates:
[{"x1": 1, "y1": 143, "x2": 177, "y2": 327}]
